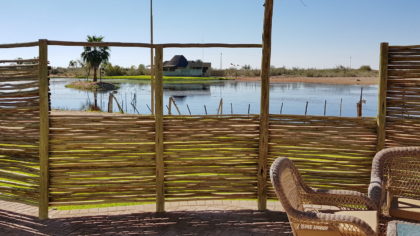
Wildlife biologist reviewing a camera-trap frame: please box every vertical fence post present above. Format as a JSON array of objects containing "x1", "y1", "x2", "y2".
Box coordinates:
[
  {"x1": 154, "y1": 46, "x2": 165, "y2": 212},
  {"x1": 258, "y1": 0, "x2": 274, "y2": 211},
  {"x1": 150, "y1": 0, "x2": 155, "y2": 115},
  {"x1": 38, "y1": 39, "x2": 50, "y2": 220},
  {"x1": 108, "y1": 93, "x2": 114, "y2": 112},
  {"x1": 151, "y1": 50, "x2": 155, "y2": 115},
  {"x1": 377, "y1": 42, "x2": 389, "y2": 151}
]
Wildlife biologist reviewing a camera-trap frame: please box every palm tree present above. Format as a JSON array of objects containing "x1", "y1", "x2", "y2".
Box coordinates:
[
  {"x1": 68, "y1": 60, "x2": 77, "y2": 68},
  {"x1": 81, "y1": 35, "x2": 110, "y2": 82}
]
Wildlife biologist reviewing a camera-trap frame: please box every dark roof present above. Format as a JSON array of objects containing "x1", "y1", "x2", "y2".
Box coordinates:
[
  {"x1": 188, "y1": 60, "x2": 211, "y2": 68},
  {"x1": 163, "y1": 55, "x2": 188, "y2": 68}
]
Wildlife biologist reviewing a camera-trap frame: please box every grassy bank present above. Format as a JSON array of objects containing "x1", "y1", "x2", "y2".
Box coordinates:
[{"x1": 65, "y1": 81, "x2": 119, "y2": 91}]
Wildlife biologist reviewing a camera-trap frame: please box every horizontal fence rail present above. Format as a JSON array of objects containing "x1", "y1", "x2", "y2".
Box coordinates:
[
  {"x1": 0, "y1": 40, "x2": 262, "y2": 49},
  {"x1": 0, "y1": 42, "x2": 39, "y2": 48},
  {"x1": 47, "y1": 41, "x2": 262, "y2": 48},
  {"x1": 0, "y1": 60, "x2": 40, "y2": 205}
]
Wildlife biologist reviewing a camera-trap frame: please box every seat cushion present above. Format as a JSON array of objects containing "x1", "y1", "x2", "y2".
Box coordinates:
[
  {"x1": 296, "y1": 229, "x2": 341, "y2": 236},
  {"x1": 389, "y1": 198, "x2": 420, "y2": 221},
  {"x1": 335, "y1": 210, "x2": 377, "y2": 233},
  {"x1": 294, "y1": 211, "x2": 377, "y2": 236}
]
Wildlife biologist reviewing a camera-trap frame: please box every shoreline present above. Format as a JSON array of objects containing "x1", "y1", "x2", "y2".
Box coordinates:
[
  {"x1": 235, "y1": 76, "x2": 378, "y2": 85},
  {"x1": 51, "y1": 75, "x2": 378, "y2": 85}
]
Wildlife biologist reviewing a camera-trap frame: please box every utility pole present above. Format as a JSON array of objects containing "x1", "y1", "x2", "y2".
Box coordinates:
[
  {"x1": 150, "y1": 0, "x2": 155, "y2": 114},
  {"x1": 220, "y1": 52, "x2": 223, "y2": 70}
]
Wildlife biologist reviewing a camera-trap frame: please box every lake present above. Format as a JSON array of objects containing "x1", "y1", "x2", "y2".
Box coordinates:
[{"x1": 50, "y1": 78, "x2": 378, "y2": 117}]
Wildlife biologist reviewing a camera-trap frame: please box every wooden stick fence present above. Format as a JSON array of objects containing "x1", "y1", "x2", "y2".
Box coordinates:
[
  {"x1": 1, "y1": 40, "x2": 410, "y2": 220},
  {"x1": 0, "y1": 57, "x2": 40, "y2": 207},
  {"x1": 38, "y1": 40, "x2": 50, "y2": 220},
  {"x1": 154, "y1": 46, "x2": 164, "y2": 212},
  {"x1": 0, "y1": 36, "x2": 263, "y2": 219},
  {"x1": 1, "y1": 0, "x2": 415, "y2": 221},
  {"x1": 257, "y1": 0, "x2": 274, "y2": 210},
  {"x1": 377, "y1": 42, "x2": 388, "y2": 151}
]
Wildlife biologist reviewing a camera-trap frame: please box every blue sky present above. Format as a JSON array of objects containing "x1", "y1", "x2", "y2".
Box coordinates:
[{"x1": 1, "y1": 0, "x2": 420, "y2": 69}]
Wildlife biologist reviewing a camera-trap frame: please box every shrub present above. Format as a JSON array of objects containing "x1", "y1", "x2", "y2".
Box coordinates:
[
  {"x1": 359, "y1": 65, "x2": 372, "y2": 71},
  {"x1": 104, "y1": 64, "x2": 125, "y2": 76}
]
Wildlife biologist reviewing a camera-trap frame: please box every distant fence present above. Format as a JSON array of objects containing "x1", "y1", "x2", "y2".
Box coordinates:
[{"x1": 0, "y1": 59, "x2": 40, "y2": 205}]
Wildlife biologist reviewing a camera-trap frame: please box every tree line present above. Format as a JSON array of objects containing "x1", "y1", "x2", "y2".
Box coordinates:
[{"x1": 50, "y1": 35, "x2": 378, "y2": 78}]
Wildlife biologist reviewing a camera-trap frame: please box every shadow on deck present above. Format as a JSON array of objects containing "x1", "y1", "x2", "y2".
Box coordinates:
[{"x1": 0, "y1": 208, "x2": 292, "y2": 236}]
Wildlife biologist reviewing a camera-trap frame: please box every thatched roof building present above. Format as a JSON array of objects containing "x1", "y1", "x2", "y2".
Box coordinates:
[{"x1": 163, "y1": 55, "x2": 211, "y2": 77}]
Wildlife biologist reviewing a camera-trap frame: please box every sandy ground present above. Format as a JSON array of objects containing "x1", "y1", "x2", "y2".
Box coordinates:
[{"x1": 235, "y1": 76, "x2": 378, "y2": 85}]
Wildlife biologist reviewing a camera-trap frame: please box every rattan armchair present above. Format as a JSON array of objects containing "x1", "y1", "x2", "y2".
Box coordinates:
[
  {"x1": 270, "y1": 157, "x2": 378, "y2": 236},
  {"x1": 368, "y1": 147, "x2": 420, "y2": 222}
]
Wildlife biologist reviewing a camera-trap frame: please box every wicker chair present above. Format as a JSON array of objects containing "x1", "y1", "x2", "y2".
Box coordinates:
[
  {"x1": 368, "y1": 147, "x2": 420, "y2": 222},
  {"x1": 270, "y1": 157, "x2": 378, "y2": 236}
]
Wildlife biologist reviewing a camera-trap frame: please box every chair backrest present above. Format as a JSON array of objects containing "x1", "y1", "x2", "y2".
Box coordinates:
[
  {"x1": 270, "y1": 157, "x2": 311, "y2": 212},
  {"x1": 373, "y1": 147, "x2": 420, "y2": 199},
  {"x1": 384, "y1": 156, "x2": 420, "y2": 199}
]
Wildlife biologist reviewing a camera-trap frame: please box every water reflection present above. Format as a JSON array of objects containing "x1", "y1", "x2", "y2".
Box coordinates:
[
  {"x1": 50, "y1": 78, "x2": 378, "y2": 117},
  {"x1": 163, "y1": 83, "x2": 212, "y2": 98}
]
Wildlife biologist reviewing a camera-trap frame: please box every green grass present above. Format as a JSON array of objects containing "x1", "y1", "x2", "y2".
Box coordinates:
[{"x1": 102, "y1": 75, "x2": 230, "y2": 81}]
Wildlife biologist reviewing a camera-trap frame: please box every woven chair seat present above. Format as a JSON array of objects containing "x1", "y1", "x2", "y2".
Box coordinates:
[{"x1": 388, "y1": 198, "x2": 420, "y2": 221}]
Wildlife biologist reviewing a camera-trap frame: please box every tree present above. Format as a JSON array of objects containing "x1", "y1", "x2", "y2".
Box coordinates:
[
  {"x1": 104, "y1": 63, "x2": 125, "y2": 76},
  {"x1": 138, "y1": 64, "x2": 147, "y2": 75},
  {"x1": 68, "y1": 60, "x2": 77, "y2": 68},
  {"x1": 16, "y1": 57, "x2": 24, "y2": 65},
  {"x1": 242, "y1": 64, "x2": 251, "y2": 70},
  {"x1": 81, "y1": 35, "x2": 110, "y2": 82}
]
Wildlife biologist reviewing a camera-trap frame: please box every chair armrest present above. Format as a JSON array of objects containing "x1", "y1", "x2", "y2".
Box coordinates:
[
  {"x1": 289, "y1": 209, "x2": 376, "y2": 236},
  {"x1": 304, "y1": 188, "x2": 377, "y2": 210},
  {"x1": 367, "y1": 177, "x2": 383, "y2": 208}
]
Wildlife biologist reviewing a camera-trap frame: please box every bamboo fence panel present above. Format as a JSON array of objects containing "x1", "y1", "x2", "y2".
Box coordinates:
[
  {"x1": 48, "y1": 113, "x2": 156, "y2": 206},
  {"x1": 268, "y1": 115, "x2": 378, "y2": 198},
  {"x1": 47, "y1": 113, "x2": 380, "y2": 205},
  {"x1": 0, "y1": 61, "x2": 40, "y2": 205},
  {"x1": 163, "y1": 115, "x2": 260, "y2": 201},
  {"x1": 386, "y1": 45, "x2": 420, "y2": 147}
]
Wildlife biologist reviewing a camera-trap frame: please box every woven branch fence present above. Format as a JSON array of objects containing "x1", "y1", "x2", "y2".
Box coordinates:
[
  {"x1": 1, "y1": 42, "x2": 419, "y2": 219},
  {"x1": 45, "y1": 112, "x2": 377, "y2": 207},
  {"x1": 383, "y1": 44, "x2": 420, "y2": 147},
  {"x1": 0, "y1": 60, "x2": 40, "y2": 205}
]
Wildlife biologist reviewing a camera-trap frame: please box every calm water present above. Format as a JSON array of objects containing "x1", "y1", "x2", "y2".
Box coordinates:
[{"x1": 50, "y1": 78, "x2": 378, "y2": 117}]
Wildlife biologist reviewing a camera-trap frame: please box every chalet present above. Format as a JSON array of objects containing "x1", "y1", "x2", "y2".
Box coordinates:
[{"x1": 163, "y1": 55, "x2": 211, "y2": 77}]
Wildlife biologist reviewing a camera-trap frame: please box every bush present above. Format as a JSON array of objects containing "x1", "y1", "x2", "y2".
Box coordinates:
[
  {"x1": 359, "y1": 65, "x2": 372, "y2": 71},
  {"x1": 104, "y1": 64, "x2": 125, "y2": 76}
]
